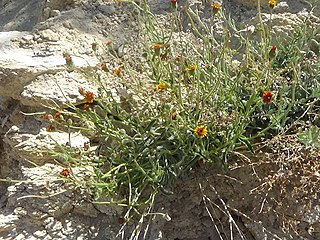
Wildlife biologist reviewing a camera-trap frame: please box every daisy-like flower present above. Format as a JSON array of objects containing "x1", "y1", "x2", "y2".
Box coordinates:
[
  {"x1": 262, "y1": 91, "x2": 273, "y2": 104},
  {"x1": 54, "y1": 111, "x2": 62, "y2": 120},
  {"x1": 60, "y1": 169, "x2": 71, "y2": 177},
  {"x1": 47, "y1": 125, "x2": 55, "y2": 132},
  {"x1": 211, "y1": 3, "x2": 222, "y2": 14},
  {"x1": 40, "y1": 113, "x2": 52, "y2": 120},
  {"x1": 156, "y1": 82, "x2": 167, "y2": 91},
  {"x1": 269, "y1": 0, "x2": 277, "y2": 9},
  {"x1": 269, "y1": 45, "x2": 277, "y2": 60},
  {"x1": 84, "y1": 91, "x2": 95, "y2": 103},
  {"x1": 114, "y1": 69, "x2": 121, "y2": 76},
  {"x1": 194, "y1": 125, "x2": 207, "y2": 138},
  {"x1": 150, "y1": 43, "x2": 163, "y2": 50},
  {"x1": 185, "y1": 65, "x2": 198, "y2": 72},
  {"x1": 171, "y1": 112, "x2": 177, "y2": 120}
]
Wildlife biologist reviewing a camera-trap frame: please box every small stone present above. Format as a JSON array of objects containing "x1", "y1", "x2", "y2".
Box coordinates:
[
  {"x1": 117, "y1": 44, "x2": 127, "y2": 57},
  {"x1": 96, "y1": 13, "x2": 104, "y2": 19},
  {"x1": 21, "y1": 34, "x2": 34, "y2": 43},
  {"x1": 98, "y1": 5, "x2": 115, "y2": 15},
  {"x1": 33, "y1": 230, "x2": 47, "y2": 238},
  {"x1": 40, "y1": 29, "x2": 60, "y2": 42},
  {"x1": 274, "y1": 2, "x2": 289, "y2": 13},
  {"x1": 73, "y1": 202, "x2": 99, "y2": 218},
  {"x1": 50, "y1": 10, "x2": 61, "y2": 18}
]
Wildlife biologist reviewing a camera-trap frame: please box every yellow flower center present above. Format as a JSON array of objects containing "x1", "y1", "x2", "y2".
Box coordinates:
[
  {"x1": 194, "y1": 125, "x2": 208, "y2": 138},
  {"x1": 156, "y1": 83, "x2": 167, "y2": 91}
]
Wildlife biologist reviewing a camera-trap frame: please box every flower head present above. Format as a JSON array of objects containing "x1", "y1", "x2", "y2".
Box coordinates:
[
  {"x1": 47, "y1": 125, "x2": 55, "y2": 132},
  {"x1": 194, "y1": 125, "x2": 207, "y2": 138},
  {"x1": 171, "y1": 112, "x2": 177, "y2": 120},
  {"x1": 269, "y1": 45, "x2": 277, "y2": 60},
  {"x1": 54, "y1": 111, "x2": 62, "y2": 120},
  {"x1": 114, "y1": 69, "x2": 121, "y2": 76},
  {"x1": 211, "y1": 3, "x2": 222, "y2": 14},
  {"x1": 151, "y1": 43, "x2": 163, "y2": 50},
  {"x1": 40, "y1": 113, "x2": 52, "y2": 120},
  {"x1": 84, "y1": 91, "x2": 95, "y2": 103},
  {"x1": 171, "y1": 0, "x2": 177, "y2": 6},
  {"x1": 262, "y1": 91, "x2": 273, "y2": 104},
  {"x1": 60, "y1": 169, "x2": 71, "y2": 177},
  {"x1": 185, "y1": 65, "x2": 198, "y2": 72},
  {"x1": 156, "y1": 82, "x2": 167, "y2": 91},
  {"x1": 269, "y1": 0, "x2": 277, "y2": 9}
]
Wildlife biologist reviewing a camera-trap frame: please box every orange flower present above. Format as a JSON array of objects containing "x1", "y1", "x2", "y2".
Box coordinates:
[
  {"x1": 156, "y1": 83, "x2": 167, "y2": 91},
  {"x1": 269, "y1": 0, "x2": 277, "y2": 9},
  {"x1": 150, "y1": 43, "x2": 163, "y2": 50},
  {"x1": 84, "y1": 91, "x2": 95, "y2": 103},
  {"x1": 40, "y1": 113, "x2": 52, "y2": 120},
  {"x1": 211, "y1": 3, "x2": 222, "y2": 13},
  {"x1": 47, "y1": 125, "x2": 55, "y2": 132},
  {"x1": 54, "y1": 111, "x2": 62, "y2": 120},
  {"x1": 171, "y1": 112, "x2": 177, "y2": 120},
  {"x1": 185, "y1": 65, "x2": 198, "y2": 72},
  {"x1": 194, "y1": 125, "x2": 207, "y2": 138},
  {"x1": 262, "y1": 91, "x2": 273, "y2": 104},
  {"x1": 60, "y1": 169, "x2": 71, "y2": 177},
  {"x1": 114, "y1": 69, "x2": 121, "y2": 76}
]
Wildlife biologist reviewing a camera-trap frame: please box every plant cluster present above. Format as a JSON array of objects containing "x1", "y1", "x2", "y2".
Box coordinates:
[{"x1": 40, "y1": 0, "x2": 320, "y2": 230}]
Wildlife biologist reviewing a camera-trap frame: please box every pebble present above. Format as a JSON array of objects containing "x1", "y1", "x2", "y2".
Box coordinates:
[
  {"x1": 98, "y1": 5, "x2": 115, "y2": 15},
  {"x1": 117, "y1": 44, "x2": 127, "y2": 57},
  {"x1": 21, "y1": 34, "x2": 34, "y2": 43},
  {"x1": 50, "y1": 10, "x2": 61, "y2": 18},
  {"x1": 95, "y1": 13, "x2": 104, "y2": 19},
  {"x1": 40, "y1": 29, "x2": 60, "y2": 42}
]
